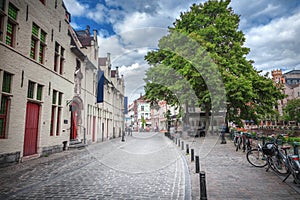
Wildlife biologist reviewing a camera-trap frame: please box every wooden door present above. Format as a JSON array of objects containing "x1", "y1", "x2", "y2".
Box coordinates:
[{"x1": 23, "y1": 102, "x2": 39, "y2": 156}]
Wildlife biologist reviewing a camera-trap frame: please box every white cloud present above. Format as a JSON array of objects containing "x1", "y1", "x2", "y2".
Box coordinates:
[
  {"x1": 65, "y1": 0, "x2": 300, "y2": 101},
  {"x1": 63, "y1": 0, "x2": 89, "y2": 16},
  {"x1": 245, "y1": 11, "x2": 300, "y2": 71},
  {"x1": 118, "y1": 63, "x2": 149, "y2": 103},
  {"x1": 86, "y1": 3, "x2": 107, "y2": 22},
  {"x1": 70, "y1": 22, "x2": 80, "y2": 29}
]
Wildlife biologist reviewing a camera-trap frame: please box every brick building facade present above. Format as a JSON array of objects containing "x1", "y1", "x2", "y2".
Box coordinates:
[{"x1": 0, "y1": 0, "x2": 125, "y2": 166}]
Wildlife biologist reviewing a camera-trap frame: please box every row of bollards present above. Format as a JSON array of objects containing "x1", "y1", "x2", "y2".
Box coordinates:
[{"x1": 172, "y1": 137, "x2": 207, "y2": 200}]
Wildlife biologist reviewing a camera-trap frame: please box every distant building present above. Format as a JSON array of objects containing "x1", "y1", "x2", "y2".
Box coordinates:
[
  {"x1": 130, "y1": 95, "x2": 151, "y2": 131},
  {"x1": 283, "y1": 70, "x2": 300, "y2": 85},
  {"x1": 271, "y1": 69, "x2": 300, "y2": 116},
  {"x1": 98, "y1": 53, "x2": 125, "y2": 139}
]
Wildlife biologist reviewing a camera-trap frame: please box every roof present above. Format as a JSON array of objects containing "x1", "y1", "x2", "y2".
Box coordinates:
[
  {"x1": 78, "y1": 36, "x2": 93, "y2": 47},
  {"x1": 75, "y1": 28, "x2": 94, "y2": 47},
  {"x1": 284, "y1": 70, "x2": 300, "y2": 75}
]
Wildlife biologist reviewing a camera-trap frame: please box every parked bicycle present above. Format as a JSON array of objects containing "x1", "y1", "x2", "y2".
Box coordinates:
[
  {"x1": 247, "y1": 135, "x2": 300, "y2": 184},
  {"x1": 281, "y1": 145, "x2": 300, "y2": 184},
  {"x1": 246, "y1": 138, "x2": 267, "y2": 168},
  {"x1": 233, "y1": 131, "x2": 252, "y2": 152}
]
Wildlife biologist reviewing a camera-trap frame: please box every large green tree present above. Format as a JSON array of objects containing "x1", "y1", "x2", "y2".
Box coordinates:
[{"x1": 144, "y1": 0, "x2": 284, "y2": 128}]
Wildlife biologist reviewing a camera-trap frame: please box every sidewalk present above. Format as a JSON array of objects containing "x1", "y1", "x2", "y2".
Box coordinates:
[{"x1": 175, "y1": 134, "x2": 300, "y2": 200}]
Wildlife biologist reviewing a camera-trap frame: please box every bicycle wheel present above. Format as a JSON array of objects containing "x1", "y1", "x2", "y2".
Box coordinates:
[
  {"x1": 236, "y1": 137, "x2": 242, "y2": 151},
  {"x1": 268, "y1": 155, "x2": 289, "y2": 175},
  {"x1": 233, "y1": 136, "x2": 238, "y2": 147},
  {"x1": 246, "y1": 148, "x2": 268, "y2": 167}
]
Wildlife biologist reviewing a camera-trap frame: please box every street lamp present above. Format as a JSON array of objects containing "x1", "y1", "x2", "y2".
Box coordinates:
[{"x1": 121, "y1": 108, "x2": 125, "y2": 142}]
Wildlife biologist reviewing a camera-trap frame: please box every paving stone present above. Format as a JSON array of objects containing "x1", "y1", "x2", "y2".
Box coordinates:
[
  {"x1": 0, "y1": 132, "x2": 187, "y2": 200},
  {"x1": 177, "y1": 133, "x2": 300, "y2": 199}
]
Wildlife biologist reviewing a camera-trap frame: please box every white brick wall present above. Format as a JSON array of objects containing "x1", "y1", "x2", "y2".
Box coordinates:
[{"x1": 0, "y1": 0, "x2": 75, "y2": 158}]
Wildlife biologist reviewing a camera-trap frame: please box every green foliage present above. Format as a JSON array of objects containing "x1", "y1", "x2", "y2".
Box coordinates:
[
  {"x1": 283, "y1": 99, "x2": 300, "y2": 123},
  {"x1": 143, "y1": 0, "x2": 284, "y2": 127},
  {"x1": 141, "y1": 117, "x2": 146, "y2": 128}
]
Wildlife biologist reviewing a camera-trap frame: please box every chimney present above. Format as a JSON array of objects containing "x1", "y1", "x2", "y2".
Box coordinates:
[
  {"x1": 116, "y1": 66, "x2": 119, "y2": 78},
  {"x1": 93, "y1": 29, "x2": 97, "y2": 41},
  {"x1": 107, "y1": 53, "x2": 111, "y2": 68},
  {"x1": 86, "y1": 25, "x2": 90, "y2": 36}
]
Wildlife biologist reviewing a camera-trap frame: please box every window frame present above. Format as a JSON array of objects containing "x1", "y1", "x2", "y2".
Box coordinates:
[
  {"x1": 30, "y1": 37, "x2": 38, "y2": 59},
  {"x1": 6, "y1": 20, "x2": 15, "y2": 47},
  {"x1": 27, "y1": 80, "x2": 35, "y2": 99},
  {"x1": 5, "y1": 3, "x2": 18, "y2": 47},
  {"x1": 54, "y1": 42, "x2": 64, "y2": 74},
  {"x1": 50, "y1": 90, "x2": 63, "y2": 136},
  {"x1": 0, "y1": 95, "x2": 9, "y2": 139},
  {"x1": 31, "y1": 23, "x2": 47, "y2": 64},
  {"x1": 0, "y1": 71, "x2": 13, "y2": 139}
]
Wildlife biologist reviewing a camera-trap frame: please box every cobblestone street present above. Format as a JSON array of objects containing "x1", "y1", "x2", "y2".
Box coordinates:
[
  {"x1": 1, "y1": 132, "x2": 300, "y2": 199},
  {"x1": 0, "y1": 132, "x2": 188, "y2": 200},
  {"x1": 177, "y1": 133, "x2": 300, "y2": 200}
]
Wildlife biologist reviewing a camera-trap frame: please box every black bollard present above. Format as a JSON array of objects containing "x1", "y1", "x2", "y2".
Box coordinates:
[
  {"x1": 181, "y1": 141, "x2": 184, "y2": 150},
  {"x1": 186, "y1": 144, "x2": 189, "y2": 154},
  {"x1": 195, "y1": 156, "x2": 200, "y2": 173},
  {"x1": 175, "y1": 138, "x2": 177, "y2": 145},
  {"x1": 178, "y1": 139, "x2": 180, "y2": 147},
  {"x1": 191, "y1": 149, "x2": 194, "y2": 162},
  {"x1": 200, "y1": 171, "x2": 207, "y2": 200},
  {"x1": 121, "y1": 131, "x2": 125, "y2": 142}
]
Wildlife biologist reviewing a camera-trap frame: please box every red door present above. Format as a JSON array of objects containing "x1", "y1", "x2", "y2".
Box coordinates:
[
  {"x1": 23, "y1": 102, "x2": 39, "y2": 156},
  {"x1": 70, "y1": 110, "x2": 77, "y2": 140}
]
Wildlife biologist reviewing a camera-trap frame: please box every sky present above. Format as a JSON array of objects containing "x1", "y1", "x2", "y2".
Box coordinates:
[{"x1": 63, "y1": 0, "x2": 300, "y2": 104}]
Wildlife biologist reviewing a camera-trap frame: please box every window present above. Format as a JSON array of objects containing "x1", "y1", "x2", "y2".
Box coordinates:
[
  {"x1": 56, "y1": 107, "x2": 61, "y2": 136},
  {"x1": 5, "y1": 3, "x2": 18, "y2": 47},
  {"x1": 30, "y1": 38, "x2": 37, "y2": 59},
  {"x1": 59, "y1": 47, "x2": 64, "y2": 74},
  {"x1": 27, "y1": 81, "x2": 34, "y2": 99},
  {"x1": 0, "y1": 14, "x2": 4, "y2": 41},
  {"x1": 54, "y1": 42, "x2": 64, "y2": 75},
  {"x1": 0, "y1": 0, "x2": 4, "y2": 41},
  {"x1": 39, "y1": 30, "x2": 46, "y2": 63},
  {"x1": 36, "y1": 84, "x2": 43, "y2": 101},
  {"x1": 6, "y1": 20, "x2": 14, "y2": 46},
  {"x1": 50, "y1": 106, "x2": 55, "y2": 136},
  {"x1": 141, "y1": 106, "x2": 144, "y2": 111},
  {"x1": 27, "y1": 80, "x2": 43, "y2": 101},
  {"x1": 0, "y1": 95, "x2": 9, "y2": 138},
  {"x1": 30, "y1": 23, "x2": 46, "y2": 64},
  {"x1": 50, "y1": 90, "x2": 63, "y2": 136},
  {"x1": 2, "y1": 71, "x2": 12, "y2": 93},
  {"x1": 0, "y1": 71, "x2": 13, "y2": 139},
  {"x1": 0, "y1": 0, "x2": 4, "y2": 11},
  {"x1": 58, "y1": 92, "x2": 62, "y2": 105}
]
